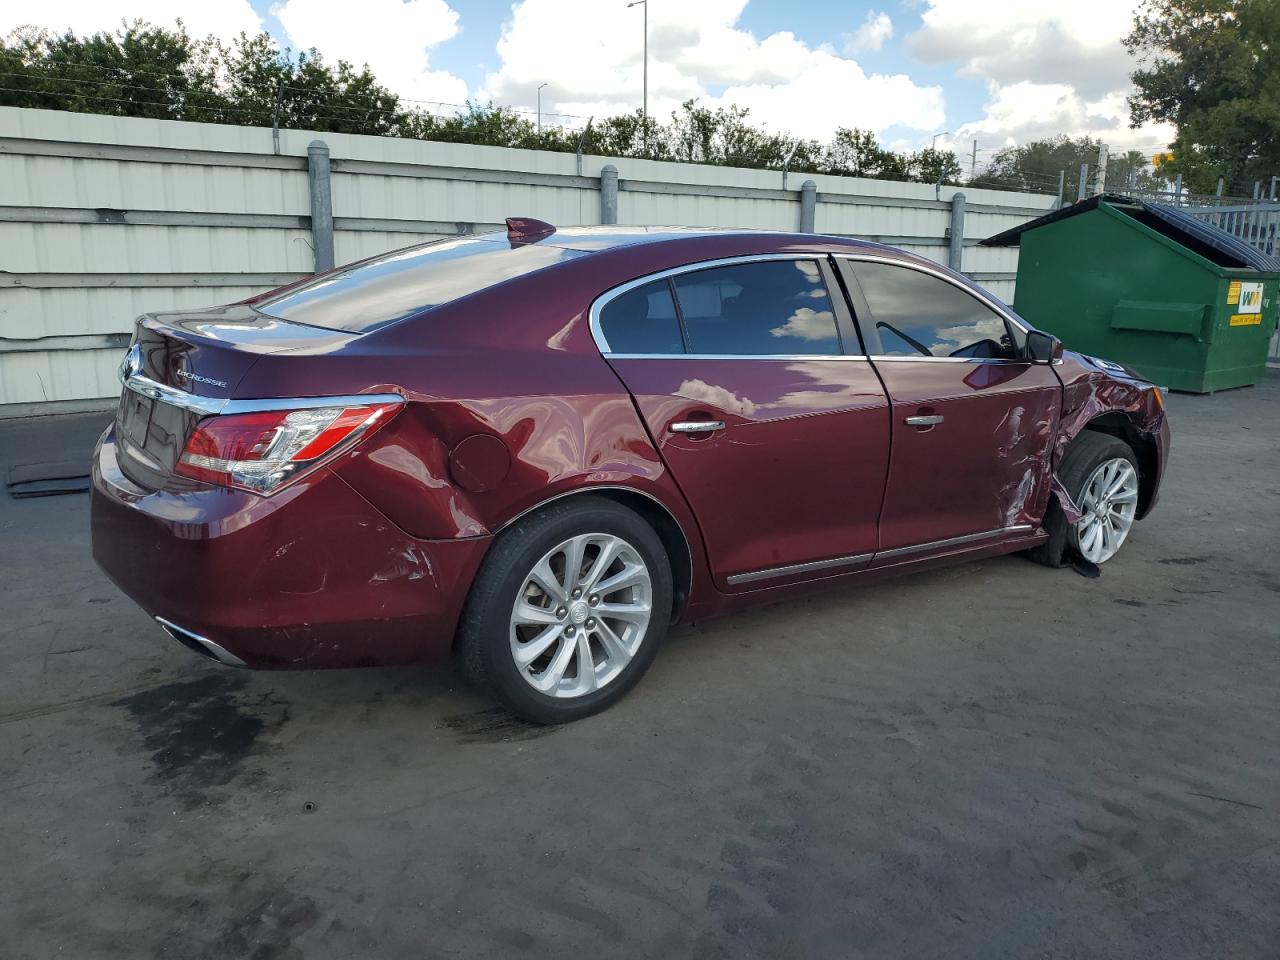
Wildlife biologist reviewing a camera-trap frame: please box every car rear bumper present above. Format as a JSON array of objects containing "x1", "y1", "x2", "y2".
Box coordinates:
[{"x1": 91, "y1": 426, "x2": 490, "y2": 669}]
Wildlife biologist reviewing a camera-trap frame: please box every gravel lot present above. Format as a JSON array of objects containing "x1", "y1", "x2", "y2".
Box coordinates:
[{"x1": 2, "y1": 373, "x2": 1278, "y2": 960}]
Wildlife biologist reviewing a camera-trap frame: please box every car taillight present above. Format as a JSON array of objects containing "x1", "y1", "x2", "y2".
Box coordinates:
[{"x1": 175, "y1": 400, "x2": 401, "y2": 494}]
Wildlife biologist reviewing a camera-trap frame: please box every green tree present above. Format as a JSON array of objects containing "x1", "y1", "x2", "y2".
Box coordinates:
[
  {"x1": 822, "y1": 127, "x2": 908, "y2": 179},
  {"x1": 974, "y1": 136, "x2": 1106, "y2": 197},
  {"x1": 0, "y1": 21, "x2": 988, "y2": 190},
  {"x1": 905, "y1": 147, "x2": 962, "y2": 186},
  {"x1": 1125, "y1": 0, "x2": 1280, "y2": 193}
]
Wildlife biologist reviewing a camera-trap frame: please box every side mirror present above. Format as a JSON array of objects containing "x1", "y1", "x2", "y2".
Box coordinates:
[{"x1": 1026, "y1": 330, "x2": 1061, "y2": 364}]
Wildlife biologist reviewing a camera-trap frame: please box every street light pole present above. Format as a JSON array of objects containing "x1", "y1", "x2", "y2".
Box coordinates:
[
  {"x1": 537, "y1": 82, "x2": 548, "y2": 135},
  {"x1": 627, "y1": 0, "x2": 648, "y2": 152},
  {"x1": 931, "y1": 131, "x2": 950, "y2": 150}
]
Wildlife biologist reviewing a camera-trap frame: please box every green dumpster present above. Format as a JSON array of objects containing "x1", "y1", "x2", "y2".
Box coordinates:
[{"x1": 982, "y1": 194, "x2": 1279, "y2": 393}]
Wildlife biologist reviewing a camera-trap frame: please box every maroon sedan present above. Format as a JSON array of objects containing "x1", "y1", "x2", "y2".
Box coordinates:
[{"x1": 92, "y1": 221, "x2": 1169, "y2": 722}]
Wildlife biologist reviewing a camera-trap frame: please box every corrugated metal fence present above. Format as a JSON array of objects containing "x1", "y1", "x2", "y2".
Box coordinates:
[{"x1": 0, "y1": 106, "x2": 1056, "y2": 414}]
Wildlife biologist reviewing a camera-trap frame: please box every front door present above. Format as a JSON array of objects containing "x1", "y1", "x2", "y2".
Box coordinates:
[
  {"x1": 597, "y1": 256, "x2": 891, "y2": 588},
  {"x1": 837, "y1": 257, "x2": 1061, "y2": 561}
]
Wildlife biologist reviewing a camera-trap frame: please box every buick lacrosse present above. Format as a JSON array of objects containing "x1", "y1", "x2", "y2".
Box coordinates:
[{"x1": 92, "y1": 220, "x2": 1169, "y2": 722}]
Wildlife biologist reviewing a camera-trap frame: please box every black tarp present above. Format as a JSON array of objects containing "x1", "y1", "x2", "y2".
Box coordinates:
[{"x1": 981, "y1": 193, "x2": 1280, "y2": 273}]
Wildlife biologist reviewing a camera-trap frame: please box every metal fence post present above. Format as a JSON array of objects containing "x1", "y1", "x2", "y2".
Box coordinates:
[
  {"x1": 948, "y1": 192, "x2": 965, "y2": 272},
  {"x1": 799, "y1": 179, "x2": 817, "y2": 233},
  {"x1": 307, "y1": 140, "x2": 334, "y2": 273},
  {"x1": 600, "y1": 164, "x2": 619, "y2": 225}
]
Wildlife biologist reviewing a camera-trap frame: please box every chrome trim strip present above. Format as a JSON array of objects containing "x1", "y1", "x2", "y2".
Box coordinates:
[
  {"x1": 874, "y1": 524, "x2": 1035, "y2": 562},
  {"x1": 865, "y1": 356, "x2": 1027, "y2": 364},
  {"x1": 588, "y1": 253, "x2": 823, "y2": 356},
  {"x1": 122, "y1": 373, "x2": 403, "y2": 418},
  {"x1": 156, "y1": 616, "x2": 247, "y2": 667},
  {"x1": 604, "y1": 353, "x2": 858, "y2": 361},
  {"x1": 726, "y1": 551, "x2": 874, "y2": 585}
]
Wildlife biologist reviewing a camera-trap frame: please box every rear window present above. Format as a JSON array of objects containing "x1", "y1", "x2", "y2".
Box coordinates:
[{"x1": 256, "y1": 235, "x2": 583, "y2": 332}]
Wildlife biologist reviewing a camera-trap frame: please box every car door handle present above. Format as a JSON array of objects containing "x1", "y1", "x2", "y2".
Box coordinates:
[
  {"x1": 904, "y1": 414, "x2": 944, "y2": 427},
  {"x1": 669, "y1": 420, "x2": 725, "y2": 434}
]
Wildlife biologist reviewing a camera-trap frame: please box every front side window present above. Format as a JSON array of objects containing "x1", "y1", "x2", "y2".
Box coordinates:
[
  {"x1": 852, "y1": 261, "x2": 1018, "y2": 360},
  {"x1": 671, "y1": 260, "x2": 843, "y2": 356}
]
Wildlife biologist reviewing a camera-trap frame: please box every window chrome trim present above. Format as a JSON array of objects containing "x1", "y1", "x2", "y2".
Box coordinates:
[
  {"x1": 122, "y1": 372, "x2": 403, "y2": 418},
  {"x1": 726, "y1": 551, "x2": 874, "y2": 585},
  {"x1": 589, "y1": 253, "x2": 848, "y2": 358},
  {"x1": 873, "y1": 524, "x2": 1035, "y2": 561},
  {"x1": 588, "y1": 249, "x2": 1041, "y2": 362}
]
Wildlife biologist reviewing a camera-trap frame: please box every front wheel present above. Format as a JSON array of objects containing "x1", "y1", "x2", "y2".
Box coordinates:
[
  {"x1": 458, "y1": 496, "x2": 673, "y2": 723},
  {"x1": 1069, "y1": 453, "x2": 1140, "y2": 564},
  {"x1": 1028, "y1": 431, "x2": 1142, "y2": 568}
]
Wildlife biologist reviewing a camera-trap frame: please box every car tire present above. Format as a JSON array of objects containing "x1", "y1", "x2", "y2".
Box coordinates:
[
  {"x1": 458, "y1": 495, "x2": 673, "y2": 724},
  {"x1": 1030, "y1": 430, "x2": 1140, "y2": 568}
]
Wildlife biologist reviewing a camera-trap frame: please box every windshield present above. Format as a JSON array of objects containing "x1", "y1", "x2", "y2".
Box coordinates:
[{"x1": 256, "y1": 235, "x2": 584, "y2": 332}]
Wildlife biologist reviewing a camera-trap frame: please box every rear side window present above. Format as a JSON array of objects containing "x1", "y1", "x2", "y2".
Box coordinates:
[
  {"x1": 256, "y1": 236, "x2": 582, "y2": 332},
  {"x1": 599, "y1": 280, "x2": 683, "y2": 354},
  {"x1": 672, "y1": 259, "x2": 842, "y2": 355},
  {"x1": 852, "y1": 261, "x2": 1018, "y2": 359}
]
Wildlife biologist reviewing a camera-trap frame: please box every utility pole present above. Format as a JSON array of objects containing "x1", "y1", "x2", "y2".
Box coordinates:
[
  {"x1": 627, "y1": 0, "x2": 648, "y2": 152},
  {"x1": 1271, "y1": 176, "x2": 1278, "y2": 201},
  {"x1": 1077, "y1": 163, "x2": 1089, "y2": 202},
  {"x1": 970, "y1": 139, "x2": 977, "y2": 180},
  {"x1": 536, "y1": 82, "x2": 548, "y2": 135},
  {"x1": 1055, "y1": 169, "x2": 1065, "y2": 208},
  {"x1": 1094, "y1": 143, "x2": 1108, "y2": 196}
]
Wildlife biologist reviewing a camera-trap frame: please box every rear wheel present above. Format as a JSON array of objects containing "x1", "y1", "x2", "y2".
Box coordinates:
[{"x1": 458, "y1": 496, "x2": 672, "y2": 723}]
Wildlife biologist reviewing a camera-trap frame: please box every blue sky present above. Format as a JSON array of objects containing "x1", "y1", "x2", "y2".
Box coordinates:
[
  {"x1": 4, "y1": 1, "x2": 1175, "y2": 161},
  {"x1": 246, "y1": 0, "x2": 986, "y2": 147}
]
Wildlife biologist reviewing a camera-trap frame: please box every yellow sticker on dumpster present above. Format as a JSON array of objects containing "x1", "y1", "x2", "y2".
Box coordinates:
[
  {"x1": 1228, "y1": 280, "x2": 1241, "y2": 304},
  {"x1": 1230, "y1": 313, "x2": 1262, "y2": 326}
]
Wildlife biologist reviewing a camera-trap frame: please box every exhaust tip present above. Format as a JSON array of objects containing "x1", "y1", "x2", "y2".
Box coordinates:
[{"x1": 155, "y1": 617, "x2": 247, "y2": 668}]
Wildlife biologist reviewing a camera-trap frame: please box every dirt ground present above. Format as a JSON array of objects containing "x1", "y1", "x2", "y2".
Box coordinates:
[{"x1": 2, "y1": 373, "x2": 1278, "y2": 959}]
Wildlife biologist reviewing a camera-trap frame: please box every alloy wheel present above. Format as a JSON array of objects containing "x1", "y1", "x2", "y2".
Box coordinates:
[
  {"x1": 1075, "y1": 457, "x2": 1139, "y2": 564},
  {"x1": 509, "y1": 533, "x2": 653, "y2": 698}
]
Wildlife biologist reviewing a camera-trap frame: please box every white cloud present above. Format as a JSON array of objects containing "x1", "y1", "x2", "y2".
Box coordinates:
[
  {"x1": 1, "y1": 0, "x2": 262, "y2": 42},
  {"x1": 479, "y1": 0, "x2": 943, "y2": 141},
  {"x1": 844, "y1": 11, "x2": 893, "y2": 55},
  {"x1": 272, "y1": 0, "x2": 467, "y2": 105},
  {"x1": 906, "y1": 0, "x2": 1134, "y2": 98},
  {"x1": 906, "y1": 0, "x2": 1175, "y2": 153}
]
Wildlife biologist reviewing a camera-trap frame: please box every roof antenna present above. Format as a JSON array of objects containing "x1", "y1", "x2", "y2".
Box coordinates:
[{"x1": 506, "y1": 217, "x2": 557, "y2": 245}]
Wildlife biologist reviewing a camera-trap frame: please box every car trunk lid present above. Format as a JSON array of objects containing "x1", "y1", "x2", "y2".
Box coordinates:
[{"x1": 116, "y1": 304, "x2": 359, "y2": 489}]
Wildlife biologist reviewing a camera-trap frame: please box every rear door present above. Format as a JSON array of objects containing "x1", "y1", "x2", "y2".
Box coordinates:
[
  {"x1": 596, "y1": 255, "x2": 890, "y2": 589},
  {"x1": 836, "y1": 256, "x2": 1061, "y2": 562}
]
